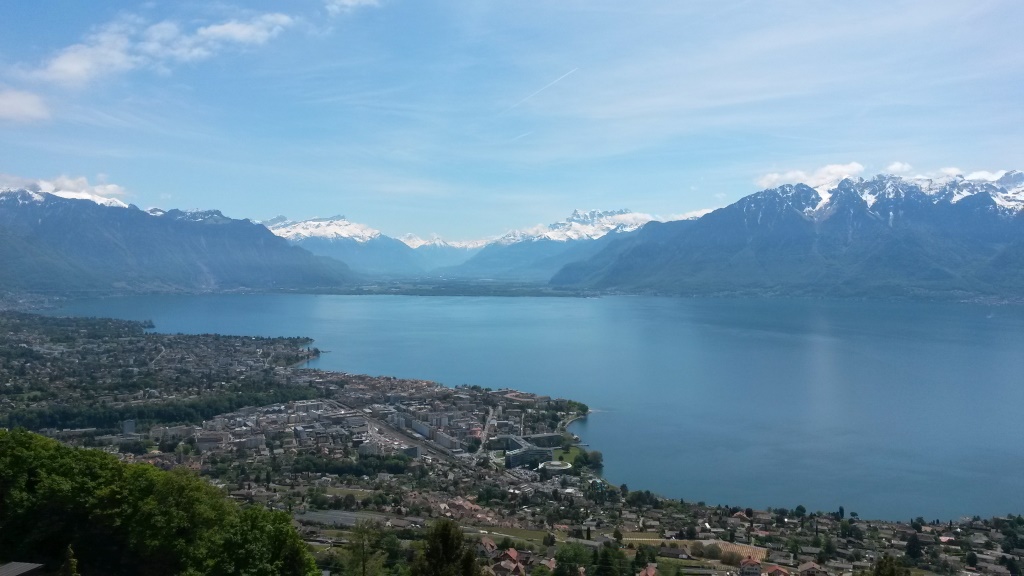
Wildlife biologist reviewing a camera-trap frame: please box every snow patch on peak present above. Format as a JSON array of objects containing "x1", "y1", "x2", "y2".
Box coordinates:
[
  {"x1": 812, "y1": 185, "x2": 833, "y2": 211},
  {"x1": 0, "y1": 187, "x2": 45, "y2": 204},
  {"x1": 399, "y1": 233, "x2": 432, "y2": 249},
  {"x1": 997, "y1": 170, "x2": 1024, "y2": 192},
  {"x1": 49, "y1": 190, "x2": 129, "y2": 208},
  {"x1": 0, "y1": 185, "x2": 128, "y2": 208},
  {"x1": 496, "y1": 209, "x2": 655, "y2": 245},
  {"x1": 794, "y1": 171, "x2": 1024, "y2": 215},
  {"x1": 399, "y1": 233, "x2": 487, "y2": 250},
  {"x1": 266, "y1": 215, "x2": 382, "y2": 243}
]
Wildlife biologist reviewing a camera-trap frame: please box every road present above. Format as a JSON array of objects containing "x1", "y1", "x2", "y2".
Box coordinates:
[{"x1": 476, "y1": 406, "x2": 493, "y2": 456}]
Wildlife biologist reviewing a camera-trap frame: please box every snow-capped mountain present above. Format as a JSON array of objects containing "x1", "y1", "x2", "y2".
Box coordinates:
[
  {"x1": 262, "y1": 215, "x2": 464, "y2": 276},
  {"x1": 0, "y1": 182, "x2": 130, "y2": 207},
  {"x1": 258, "y1": 208, "x2": 657, "y2": 280},
  {"x1": 552, "y1": 171, "x2": 1024, "y2": 298},
  {"x1": 494, "y1": 209, "x2": 655, "y2": 245},
  {"x1": 399, "y1": 233, "x2": 489, "y2": 250},
  {"x1": 264, "y1": 209, "x2": 655, "y2": 252},
  {"x1": 782, "y1": 171, "x2": 1024, "y2": 216},
  {"x1": 436, "y1": 209, "x2": 656, "y2": 281},
  {"x1": 0, "y1": 186, "x2": 129, "y2": 208},
  {"x1": 264, "y1": 215, "x2": 382, "y2": 243}
]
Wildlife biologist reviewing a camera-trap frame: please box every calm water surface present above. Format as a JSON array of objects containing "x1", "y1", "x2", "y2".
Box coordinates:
[{"x1": 52, "y1": 294, "x2": 1024, "y2": 520}]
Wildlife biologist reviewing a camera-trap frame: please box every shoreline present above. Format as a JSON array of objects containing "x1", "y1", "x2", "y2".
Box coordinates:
[{"x1": 21, "y1": 301, "x2": 1024, "y2": 522}]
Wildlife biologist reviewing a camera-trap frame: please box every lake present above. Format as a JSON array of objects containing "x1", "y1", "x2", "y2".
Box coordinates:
[{"x1": 51, "y1": 293, "x2": 1024, "y2": 520}]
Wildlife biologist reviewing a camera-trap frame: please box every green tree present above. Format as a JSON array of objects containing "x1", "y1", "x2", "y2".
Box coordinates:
[
  {"x1": 594, "y1": 546, "x2": 629, "y2": 576},
  {"x1": 906, "y1": 533, "x2": 923, "y2": 560},
  {"x1": 966, "y1": 552, "x2": 978, "y2": 568},
  {"x1": 211, "y1": 505, "x2": 318, "y2": 576},
  {"x1": 60, "y1": 545, "x2": 80, "y2": 576},
  {"x1": 721, "y1": 552, "x2": 743, "y2": 567},
  {"x1": 380, "y1": 532, "x2": 404, "y2": 564},
  {"x1": 0, "y1": 429, "x2": 318, "y2": 576},
  {"x1": 554, "y1": 543, "x2": 592, "y2": 576},
  {"x1": 873, "y1": 556, "x2": 910, "y2": 576},
  {"x1": 411, "y1": 519, "x2": 479, "y2": 576},
  {"x1": 823, "y1": 536, "x2": 837, "y2": 560},
  {"x1": 348, "y1": 521, "x2": 387, "y2": 576},
  {"x1": 704, "y1": 544, "x2": 722, "y2": 560}
]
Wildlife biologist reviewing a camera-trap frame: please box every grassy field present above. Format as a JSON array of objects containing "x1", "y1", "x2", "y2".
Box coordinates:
[
  {"x1": 552, "y1": 446, "x2": 584, "y2": 462},
  {"x1": 655, "y1": 557, "x2": 720, "y2": 573},
  {"x1": 470, "y1": 527, "x2": 557, "y2": 547}
]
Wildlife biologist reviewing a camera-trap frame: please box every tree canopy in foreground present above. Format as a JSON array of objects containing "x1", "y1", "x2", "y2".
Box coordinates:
[{"x1": 0, "y1": 428, "x2": 318, "y2": 576}]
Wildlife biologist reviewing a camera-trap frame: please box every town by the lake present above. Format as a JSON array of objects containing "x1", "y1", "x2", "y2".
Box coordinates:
[{"x1": 2, "y1": 311, "x2": 1021, "y2": 576}]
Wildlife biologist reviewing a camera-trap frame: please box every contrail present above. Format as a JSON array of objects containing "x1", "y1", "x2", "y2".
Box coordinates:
[{"x1": 500, "y1": 67, "x2": 578, "y2": 114}]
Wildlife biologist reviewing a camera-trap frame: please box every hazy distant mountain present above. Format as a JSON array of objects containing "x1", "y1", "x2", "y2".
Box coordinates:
[
  {"x1": 265, "y1": 210, "x2": 655, "y2": 280},
  {"x1": 398, "y1": 234, "x2": 483, "y2": 270},
  {"x1": 0, "y1": 189, "x2": 353, "y2": 294},
  {"x1": 551, "y1": 172, "x2": 1024, "y2": 298},
  {"x1": 438, "y1": 209, "x2": 657, "y2": 281},
  {"x1": 265, "y1": 215, "x2": 427, "y2": 276}
]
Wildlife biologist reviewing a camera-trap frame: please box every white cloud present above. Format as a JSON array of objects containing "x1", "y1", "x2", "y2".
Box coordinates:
[
  {"x1": 196, "y1": 14, "x2": 294, "y2": 45},
  {"x1": 966, "y1": 170, "x2": 1005, "y2": 181},
  {"x1": 0, "y1": 89, "x2": 50, "y2": 121},
  {"x1": 939, "y1": 167, "x2": 962, "y2": 177},
  {"x1": 39, "y1": 175, "x2": 129, "y2": 198},
  {"x1": 31, "y1": 19, "x2": 142, "y2": 85},
  {"x1": 325, "y1": 0, "x2": 380, "y2": 15},
  {"x1": 29, "y1": 13, "x2": 295, "y2": 86},
  {"x1": 0, "y1": 173, "x2": 129, "y2": 207},
  {"x1": 756, "y1": 162, "x2": 865, "y2": 189},
  {"x1": 886, "y1": 161, "x2": 913, "y2": 174}
]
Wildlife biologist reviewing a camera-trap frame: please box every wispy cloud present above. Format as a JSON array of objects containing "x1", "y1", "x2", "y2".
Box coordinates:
[
  {"x1": 905, "y1": 167, "x2": 1012, "y2": 182},
  {"x1": 28, "y1": 13, "x2": 295, "y2": 87},
  {"x1": 325, "y1": 0, "x2": 380, "y2": 16},
  {"x1": 0, "y1": 89, "x2": 49, "y2": 121},
  {"x1": 40, "y1": 174, "x2": 128, "y2": 198},
  {"x1": 756, "y1": 162, "x2": 865, "y2": 189},
  {"x1": 500, "y1": 67, "x2": 578, "y2": 114},
  {"x1": 966, "y1": 170, "x2": 1007, "y2": 181}
]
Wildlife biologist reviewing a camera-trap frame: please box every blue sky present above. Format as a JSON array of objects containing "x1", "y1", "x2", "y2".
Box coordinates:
[{"x1": 1, "y1": 0, "x2": 1022, "y2": 240}]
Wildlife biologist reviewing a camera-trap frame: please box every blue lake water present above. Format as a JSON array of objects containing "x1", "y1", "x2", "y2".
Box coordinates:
[{"x1": 51, "y1": 294, "x2": 1024, "y2": 520}]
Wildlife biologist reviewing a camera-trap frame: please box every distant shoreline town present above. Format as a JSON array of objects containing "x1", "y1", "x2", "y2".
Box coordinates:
[{"x1": 2, "y1": 311, "x2": 1022, "y2": 576}]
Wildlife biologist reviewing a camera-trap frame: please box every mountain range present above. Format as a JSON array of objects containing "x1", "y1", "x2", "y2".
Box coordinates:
[
  {"x1": 264, "y1": 209, "x2": 657, "y2": 280},
  {"x1": 0, "y1": 189, "x2": 352, "y2": 294},
  {"x1": 552, "y1": 171, "x2": 1024, "y2": 298},
  {"x1": 3, "y1": 170, "x2": 1024, "y2": 299}
]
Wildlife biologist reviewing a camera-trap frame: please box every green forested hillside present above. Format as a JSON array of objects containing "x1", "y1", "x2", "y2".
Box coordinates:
[{"x1": 0, "y1": 429, "x2": 318, "y2": 576}]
